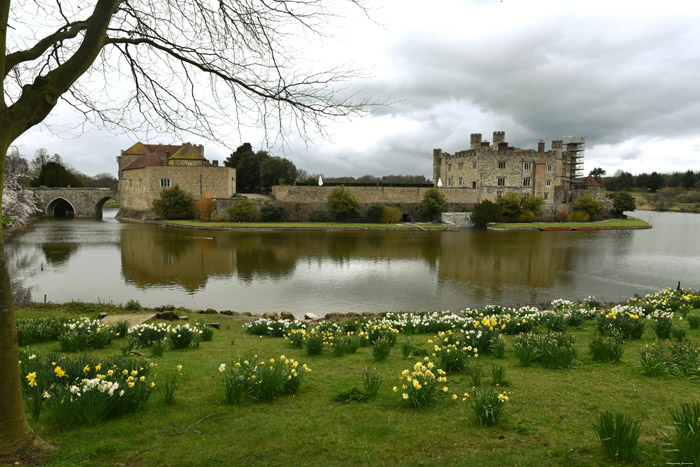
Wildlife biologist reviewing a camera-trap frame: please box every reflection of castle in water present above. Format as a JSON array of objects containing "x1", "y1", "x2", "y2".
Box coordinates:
[
  {"x1": 119, "y1": 226, "x2": 633, "y2": 294},
  {"x1": 436, "y1": 232, "x2": 576, "y2": 288}
]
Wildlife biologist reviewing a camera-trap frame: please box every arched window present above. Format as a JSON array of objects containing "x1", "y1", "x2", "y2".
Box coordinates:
[{"x1": 472, "y1": 181, "x2": 477, "y2": 189}]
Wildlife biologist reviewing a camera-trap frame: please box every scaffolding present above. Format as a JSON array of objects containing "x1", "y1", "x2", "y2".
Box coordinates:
[{"x1": 563, "y1": 136, "x2": 585, "y2": 187}]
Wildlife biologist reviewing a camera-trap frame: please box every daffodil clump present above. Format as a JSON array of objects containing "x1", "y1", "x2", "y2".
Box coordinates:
[
  {"x1": 18, "y1": 350, "x2": 155, "y2": 427},
  {"x1": 219, "y1": 355, "x2": 311, "y2": 404},
  {"x1": 469, "y1": 386, "x2": 510, "y2": 427},
  {"x1": 596, "y1": 305, "x2": 646, "y2": 340},
  {"x1": 284, "y1": 328, "x2": 307, "y2": 348},
  {"x1": 628, "y1": 287, "x2": 700, "y2": 315},
  {"x1": 395, "y1": 358, "x2": 449, "y2": 409},
  {"x1": 244, "y1": 318, "x2": 307, "y2": 337},
  {"x1": 168, "y1": 323, "x2": 204, "y2": 349},
  {"x1": 512, "y1": 332, "x2": 577, "y2": 369},
  {"x1": 428, "y1": 330, "x2": 478, "y2": 373},
  {"x1": 638, "y1": 339, "x2": 700, "y2": 379},
  {"x1": 360, "y1": 322, "x2": 400, "y2": 347},
  {"x1": 17, "y1": 316, "x2": 71, "y2": 346},
  {"x1": 129, "y1": 322, "x2": 173, "y2": 347},
  {"x1": 59, "y1": 317, "x2": 115, "y2": 351},
  {"x1": 460, "y1": 316, "x2": 506, "y2": 355}
]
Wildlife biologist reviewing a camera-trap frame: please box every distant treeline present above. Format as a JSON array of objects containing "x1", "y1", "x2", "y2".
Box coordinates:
[{"x1": 597, "y1": 169, "x2": 699, "y2": 192}]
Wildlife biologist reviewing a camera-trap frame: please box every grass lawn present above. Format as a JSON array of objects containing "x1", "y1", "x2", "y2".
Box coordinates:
[
  {"x1": 10, "y1": 302, "x2": 700, "y2": 466},
  {"x1": 163, "y1": 220, "x2": 457, "y2": 230},
  {"x1": 489, "y1": 218, "x2": 651, "y2": 229}
]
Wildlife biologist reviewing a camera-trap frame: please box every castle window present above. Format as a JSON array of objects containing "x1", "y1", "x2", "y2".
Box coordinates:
[
  {"x1": 497, "y1": 177, "x2": 505, "y2": 186},
  {"x1": 458, "y1": 162, "x2": 464, "y2": 170},
  {"x1": 496, "y1": 191, "x2": 503, "y2": 197},
  {"x1": 523, "y1": 194, "x2": 530, "y2": 200},
  {"x1": 546, "y1": 180, "x2": 552, "y2": 187},
  {"x1": 547, "y1": 164, "x2": 553, "y2": 172},
  {"x1": 458, "y1": 177, "x2": 463, "y2": 186},
  {"x1": 160, "y1": 178, "x2": 171, "y2": 188},
  {"x1": 498, "y1": 161, "x2": 506, "y2": 169},
  {"x1": 523, "y1": 162, "x2": 532, "y2": 171},
  {"x1": 448, "y1": 164, "x2": 452, "y2": 172},
  {"x1": 544, "y1": 192, "x2": 549, "y2": 200},
  {"x1": 472, "y1": 181, "x2": 477, "y2": 189},
  {"x1": 523, "y1": 177, "x2": 531, "y2": 187},
  {"x1": 473, "y1": 161, "x2": 477, "y2": 169},
  {"x1": 563, "y1": 162, "x2": 567, "y2": 173},
  {"x1": 128, "y1": 179, "x2": 132, "y2": 187}
]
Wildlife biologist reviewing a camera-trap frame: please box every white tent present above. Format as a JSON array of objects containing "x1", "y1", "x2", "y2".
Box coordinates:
[
  {"x1": 318, "y1": 175, "x2": 324, "y2": 186},
  {"x1": 437, "y1": 178, "x2": 443, "y2": 188}
]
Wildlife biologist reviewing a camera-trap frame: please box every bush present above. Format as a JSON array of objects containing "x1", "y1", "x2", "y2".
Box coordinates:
[
  {"x1": 593, "y1": 411, "x2": 640, "y2": 461},
  {"x1": 420, "y1": 188, "x2": 447, "y2": 221},
  {"x1": 381, "y1": 206, "x2": 403, "y2": 224},
  {"x1": 553, "y1": 211, "x2": 569, "y2": 222},
  {"x1": 470, "y1": 200, "x2": 502, "y2": 226},
  {"x1": 608, "y1": 192, "x2": 636, "y2": 217},
  {"x1": 195, "y1": 195, "x2": 214, "y2": 221},
  {"x1": 260, "y1": 204, "x2": 285, "y2": 222},
  {"x1": 518, "y1": 209, "x2": 536, "y2": 222},
  {"x1": 229, "y1": 197, "x2": 257, "y2": 222},
  {"x1": 688, "y1": 314, "x2": 700, "y2": 329},
  {"x1": 308, "y1": 209, "x2": 332, "y2": 222},
  {"x1": 365, "y1": 203, "x2": 385, "y2": 223},
  {"x1": 570, "y1": 210, "x2": 590, "y2": 222},
  {"x1": 497, "y1": 192, "x2": 523, "y2": 220},
  {"x1": 124, "y1": 299, "x2": 141, "y2": 311},
  {"x1": 152, "y1": 185, "x2": 195, "y2": 220},
  {"x1": 573, "y1": 194, "x2": 601, "y2": 218},
  {"x1": 328, "y1": 186, "x2": 360, "y2": 220}
]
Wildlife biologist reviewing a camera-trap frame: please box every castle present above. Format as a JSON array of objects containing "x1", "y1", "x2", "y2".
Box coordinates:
[
  {"x1": 116, "y1": 142, "x2": 236, "y2": 218},
  {"x1": 433, "y1": 131, "x2": 599, "y2": 204}
]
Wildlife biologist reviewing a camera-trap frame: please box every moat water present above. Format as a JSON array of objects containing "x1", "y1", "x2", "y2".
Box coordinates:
[{"x1": 5, "y1": 210, "x2": 700, "y2": 317}]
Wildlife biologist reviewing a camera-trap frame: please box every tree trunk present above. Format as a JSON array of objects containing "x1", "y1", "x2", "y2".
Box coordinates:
[{"x1": 0, "y1": 136, "x2": 52, "y2": 454}]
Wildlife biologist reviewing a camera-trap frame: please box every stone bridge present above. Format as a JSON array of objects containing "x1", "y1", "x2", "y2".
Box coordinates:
[{"x1": 29, "y1": 187, "x2": 118, "y2": 218}]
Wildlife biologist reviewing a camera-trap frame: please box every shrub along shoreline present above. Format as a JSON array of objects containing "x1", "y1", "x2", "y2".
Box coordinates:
[{"x1": 10, "y1": 288, "x2": 700, "y2": 466}]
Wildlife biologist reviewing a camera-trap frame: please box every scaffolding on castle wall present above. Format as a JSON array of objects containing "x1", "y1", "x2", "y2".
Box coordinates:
[{"x1": 563, "y1": 136, "x2": 585, "y2": 187}]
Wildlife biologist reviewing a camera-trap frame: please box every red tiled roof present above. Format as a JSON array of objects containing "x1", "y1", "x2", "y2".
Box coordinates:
[
  {"x1": 122, "y1": 153, "x2": 168, "y2": 171},
  {"x1": 584, "y1": 175, "x2": 601, "y2": 187},
  {"x1": 121, "y1": 142, "x2": 209, "y2": 170}
]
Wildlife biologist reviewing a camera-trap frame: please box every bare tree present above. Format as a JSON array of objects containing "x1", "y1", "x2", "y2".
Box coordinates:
[{"x1": 0, "y1": 0, "x2": 369, "y2": 455}]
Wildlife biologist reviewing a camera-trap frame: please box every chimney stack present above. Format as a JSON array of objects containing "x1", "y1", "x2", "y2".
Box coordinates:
[{"x1": 538, "y1": 139, "x2": 545, "y2": 160}]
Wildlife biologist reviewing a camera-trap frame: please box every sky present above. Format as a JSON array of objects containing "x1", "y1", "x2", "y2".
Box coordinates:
[{"x1": 10, "y1": 0, "x2": 700, "y2": 178}]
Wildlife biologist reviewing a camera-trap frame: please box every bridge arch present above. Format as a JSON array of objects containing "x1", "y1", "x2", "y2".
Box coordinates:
[
  {"x1": 30, "y1": 187, "x2": 119, "y2": 218},
  {"x1": 46, "y1": 197, "x2": 76, "y2": 218},
  {"x1": 95, "y1": 196, "x2": 118, "y2": 218}
]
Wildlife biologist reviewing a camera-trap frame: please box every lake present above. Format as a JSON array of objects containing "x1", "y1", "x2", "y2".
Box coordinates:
[{"x1": 5, "y1": 210, "x2": 699, "y2": 317}]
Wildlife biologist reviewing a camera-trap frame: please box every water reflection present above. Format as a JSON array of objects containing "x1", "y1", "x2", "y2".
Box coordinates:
[{"x1": 6, "y1": 211, "x2": 700, "y2": 315}]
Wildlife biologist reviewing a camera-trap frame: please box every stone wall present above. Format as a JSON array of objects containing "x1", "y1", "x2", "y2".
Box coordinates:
[
  {"x1": 271, "y1": 186, "x2": 480, "y2": 204},
  {"x1": 119, "y1": 165, "x2": 236, "y2": 214}
]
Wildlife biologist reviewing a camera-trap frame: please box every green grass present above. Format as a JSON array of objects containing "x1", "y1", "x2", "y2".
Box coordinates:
[
  {"x1": 12, "y1": 304, "x2": 700, "y2": 466},
  {"x1": 163, "y1": 220, "x2": 457, "y2": 230},
  {"x1": 490, "y1": 218, "x2": 651, "y2": 229}
]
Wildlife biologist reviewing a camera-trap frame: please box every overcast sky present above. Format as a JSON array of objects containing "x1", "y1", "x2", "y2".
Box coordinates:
[{"x1": 11, "y1": 0, "x2": 700, "y2": 178}]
